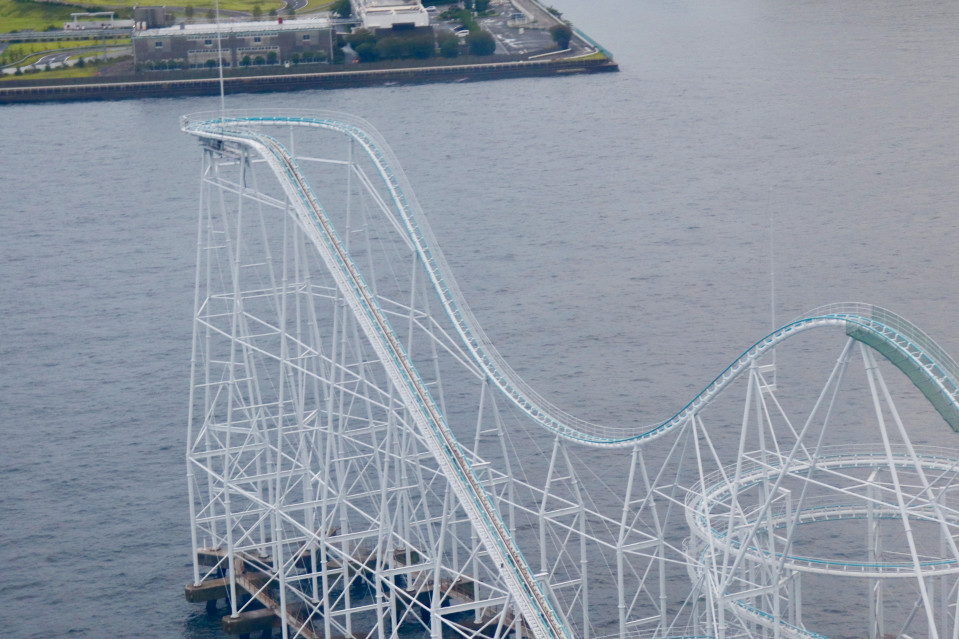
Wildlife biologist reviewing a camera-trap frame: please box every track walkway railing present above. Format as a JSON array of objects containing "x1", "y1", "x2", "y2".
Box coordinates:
[{"x1": 183, "y1": 111, "x2": 959, "y2": 449}]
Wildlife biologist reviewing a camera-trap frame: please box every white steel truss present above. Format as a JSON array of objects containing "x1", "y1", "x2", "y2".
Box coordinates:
[{"x1": 183, "y1": 111, "x2": 959, "y2": 639}]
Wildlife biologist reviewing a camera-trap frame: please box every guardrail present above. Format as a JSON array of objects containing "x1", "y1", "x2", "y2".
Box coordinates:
[
  {"x1": 0, "y1": 28, "x2": 132, "y2": 42},
  {"x1": 0, "y1": 56, "x2": 618, "y2": 103}
]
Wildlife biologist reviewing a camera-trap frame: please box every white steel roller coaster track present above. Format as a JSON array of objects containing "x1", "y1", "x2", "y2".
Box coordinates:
[
  {"x1": 182, "y1": 112, "x2": 959, "y2": 449},
  {"x1": 183, "y1": 111, "x2": 959, "y2": 639},
  {"x1": 184, "y1": 113, "x2": 571, "y2": 639}
]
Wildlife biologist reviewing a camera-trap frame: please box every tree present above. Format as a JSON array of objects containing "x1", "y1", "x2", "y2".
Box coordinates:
[
  {"x1": 330, "y1": 0, "x2": 352, "y2": 18},
  {"x1": 474, "y1": 0, "x2": 489, "y2": 11},
  {"x1": 290, "y1": 52, "x2": 300, "y2": 64},
  {"x1": 353, "y1": 41, "x2": 377, "y2": 62},
  {"x1": 438, "y1": 32, "x2": 459, "y2": 58},
  {"x1": 266, "y1": 50, "x2": 278, "y2": 64},
  {"x1": 347, "y1": 28, "x2": 376, "y2": 48},
  {"x1": 206, "y1": 8, "x2": 216, "y2": 19},
  {"x1": 374, "y1": 37, "x2": 404, "y2": 60},
  {"x1": 466, "y1": 29, "x2": 495, "y2": 56},
  {"x1": 254, "y1": 55, "x2": 265, "y2": 65},
  {"x1": 76, "y1": 56, "x2": 85, "y2": 67},
  {"x1": 269, "y1": 8, "x2": 277, "y2": 16},
  {"x1": 549, "y1": 23, "x2": 572, "y2": 49},
  {"x1": 408, "y1": 34, "x2": 434, "y2": 59},
  {"x1": 286, "y1": 5, "x2": 295, "y2": 16},
  {"x1": 185, "y1": 5, "x2": 194, "y2": 19},
  {"x1": 206, "y1": 58, "x2": 217, "y2": 68},
  {"x1": 241, "y1": 55, "x2": 252, "y2": 66},
  {"x1": 252, "y1": 3, "x2": 262, "y2": 18}
]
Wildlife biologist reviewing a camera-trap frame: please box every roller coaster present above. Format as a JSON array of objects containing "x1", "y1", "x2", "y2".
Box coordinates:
[{"x1": 182, "y1": 111, "x2": 959, "y2": 639}]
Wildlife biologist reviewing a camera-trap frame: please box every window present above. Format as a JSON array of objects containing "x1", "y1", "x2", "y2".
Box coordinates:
[
  {"x1": 204, "y1": 39, "x2": 213, "y2": 46},
  {"x1": 302, "y1": 34, "x2": 310, "y2": 40},
  {"x1": 155, "y1": 41, "x2": 163, "y2": 48},
  {"x1": 253, "y1": 36, "x2": 261, "y2": 43}
]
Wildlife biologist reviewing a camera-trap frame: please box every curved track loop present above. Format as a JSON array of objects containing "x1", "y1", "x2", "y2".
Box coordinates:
[
  {"x1": 687, "y1": 447, "x2": 959, "y2": 577},
  {"x1": 184, "y1": 111, "x2": 959, "y2": 448}
]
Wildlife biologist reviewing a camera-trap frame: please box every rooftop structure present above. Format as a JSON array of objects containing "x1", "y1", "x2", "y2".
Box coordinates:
[
  {"x1": 134, "y1": 16, "x2": 332, "y2": 37},
  {"x1": 352, "y1": 0, "x2": 429, "y2": 30},
  {"x1": 64, "y1": 11, "x2": 134, "y2": 30}
]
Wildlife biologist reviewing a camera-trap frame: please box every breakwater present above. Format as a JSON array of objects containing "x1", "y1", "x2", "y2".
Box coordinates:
[{"x1": 0, "y1": 56, "x2": 617, "y2": 104}]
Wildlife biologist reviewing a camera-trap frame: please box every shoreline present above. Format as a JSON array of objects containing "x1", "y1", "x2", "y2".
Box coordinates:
[{"x1": 0, "y1": 55, "x2": 618, "y2": 103}]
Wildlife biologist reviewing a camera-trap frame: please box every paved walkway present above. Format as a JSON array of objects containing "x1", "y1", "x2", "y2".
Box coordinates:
[{"x1": 508, "y1": 0, "x2": 564, "y2": 29}]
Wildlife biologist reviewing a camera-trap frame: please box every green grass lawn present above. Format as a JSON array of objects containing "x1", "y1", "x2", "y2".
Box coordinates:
[
  {"x1": 0, "y1": 0, "x2": 77, "y2": 33},
  {"x1": 1, "y1": 37, "x2": 129, "y2": 67},
  {"x1": 0, "y1": 0, "x2": 335, "y2": 33},
  {"x1": 0, "y1": 60, "x2": 100, "y2": 79}
]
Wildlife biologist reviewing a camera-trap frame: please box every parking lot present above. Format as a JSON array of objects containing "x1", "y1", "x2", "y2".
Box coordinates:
[{"x1": 430, "y1": 0, "x2": 574, "y2": 58}]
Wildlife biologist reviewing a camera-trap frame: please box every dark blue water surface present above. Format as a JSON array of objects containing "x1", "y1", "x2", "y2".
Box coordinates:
[{"x1": 3, "y1": 0, "x2": 959, "y2": 636}]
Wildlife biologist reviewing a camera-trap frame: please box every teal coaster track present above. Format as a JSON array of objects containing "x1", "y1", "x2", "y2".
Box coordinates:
[
  {"x1": 183, "y1": 111, "x2": 959, "y2": 447},
  {"x1": 182, "y1": 111, "x2": 959, "y2": 639}
]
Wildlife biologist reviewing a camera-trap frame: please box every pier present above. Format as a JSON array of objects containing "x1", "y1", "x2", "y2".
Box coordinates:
[{"x1": 186, "y1": 547, "x2": 527, "y2": 639}]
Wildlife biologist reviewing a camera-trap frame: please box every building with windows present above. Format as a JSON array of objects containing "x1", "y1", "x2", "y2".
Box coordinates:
[{"x1": 132, "y1": 17, "x2": 334, "y2": 68}]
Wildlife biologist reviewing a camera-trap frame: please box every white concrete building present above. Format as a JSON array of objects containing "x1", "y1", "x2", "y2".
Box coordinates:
[{"x1": 352, "y1": 0, "x2": 430, "y2": 30}]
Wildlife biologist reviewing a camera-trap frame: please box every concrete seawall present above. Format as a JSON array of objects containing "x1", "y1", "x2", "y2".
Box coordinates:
[{"x1": 0, "y1": 57, "x2": 617, "y2": 104}]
